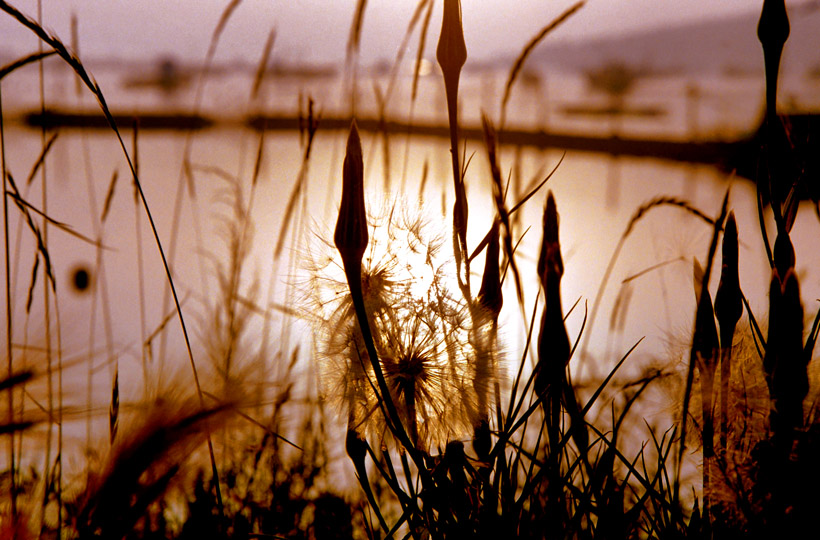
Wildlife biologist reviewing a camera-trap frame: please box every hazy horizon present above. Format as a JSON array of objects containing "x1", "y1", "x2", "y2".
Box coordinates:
[{"x1": 3, "y1": 0, "x2": 814, "y2": 67}]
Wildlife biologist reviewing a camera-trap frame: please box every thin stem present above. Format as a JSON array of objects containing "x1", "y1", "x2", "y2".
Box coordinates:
[
  {"x1": 0, "y1": 1, "x2": 228, "y2": 517},
  {"x1": 1, "y1": 75, "x2": 18, "y2": 527},
  {"x1": 36, "y1": 2, "x2": 55, "y2": 531},
  {"x1": 718, "y1": 344, "x2": 732, "y2": 452},
  {"x1": 344, "y1": 263, "x2": 416, "y2": 455}
]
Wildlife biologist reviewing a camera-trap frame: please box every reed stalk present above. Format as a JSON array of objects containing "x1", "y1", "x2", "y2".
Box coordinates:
[
  {"x1": 34, "y1": 3, "x2": 57, "y2": 533},
  {"x1": 0, "y1": 68, "x2": 18, "y2": 528},
  {"x1": 2, "y1": 0, "x2": 819, "y2": 536},
  {"x1": 0, "y1": 0, "x2": 228, "y2": 523}
]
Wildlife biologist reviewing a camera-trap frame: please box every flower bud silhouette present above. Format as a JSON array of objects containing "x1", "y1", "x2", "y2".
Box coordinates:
[{"x1": 334, "y1": 120, "x2": 367, "y2": 272}]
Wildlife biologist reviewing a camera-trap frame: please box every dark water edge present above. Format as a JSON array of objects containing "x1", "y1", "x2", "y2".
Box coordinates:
[{"x1": 21, "y1": 107, "x2": 820, "y2": 201}]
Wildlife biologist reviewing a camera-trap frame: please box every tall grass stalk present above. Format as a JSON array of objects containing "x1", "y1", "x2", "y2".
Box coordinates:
[
  {"x1": 156, "y1": 0, "x2": 247, "y2": 366},
  {"x1": 0, "y1": 0, "x2": 229, "y2": 524},
  {"x1": 499, "y1": 1, "x2": 585, "y2": 133},
  {"x1": 0, "y1": 66, "x2": 18, "y2": 526},
  {"x1": 33, "y1": 3, "x2": 59, "y2": 534},
  {"x1": 2, "y1": 0, "x2": 819, "y2": 536},
  {"x1": 578, "y1": 197, "x2": 716, "y2": 377},
  {"x1": 344, "y1": 0, "x2": 369, "y2": 118},
  {"x1": 130, "y1": 127, "x2": 151, "y2": 397}
]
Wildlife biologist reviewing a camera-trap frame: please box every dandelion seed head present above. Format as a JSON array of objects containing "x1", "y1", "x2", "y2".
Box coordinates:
[
  {"x1": 376, "y1": 308, "x2": 470, "y2": 450},
  {"x1": 304, "y1": 197, "x2": 482, "y2": 451}
]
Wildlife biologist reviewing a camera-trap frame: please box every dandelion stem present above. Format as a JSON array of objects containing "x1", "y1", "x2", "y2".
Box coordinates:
[{"x1": 334, "y1": 123, "x2": 426, "y2": 473}]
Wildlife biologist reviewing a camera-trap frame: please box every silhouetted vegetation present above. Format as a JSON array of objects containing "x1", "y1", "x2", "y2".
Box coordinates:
[{"x1": 1, "y1": 0, "x2": 818, "y2": 538}]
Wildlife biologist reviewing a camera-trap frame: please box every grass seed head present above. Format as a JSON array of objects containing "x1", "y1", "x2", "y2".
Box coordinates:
[{"x1": 73, "y1": 395, "x2": 232, "y2": 537}]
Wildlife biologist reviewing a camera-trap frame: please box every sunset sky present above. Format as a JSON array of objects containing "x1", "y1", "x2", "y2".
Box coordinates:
[{"x1": 0, "y1": 0, "x2": 792, "y2": 65}]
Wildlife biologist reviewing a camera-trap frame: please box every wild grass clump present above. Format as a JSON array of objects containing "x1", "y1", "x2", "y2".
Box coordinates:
[
  {"x1": 311, "y1": 1, "x2": 819, "y2": 538},
  {"x1": 1, "y1": 0, "x2": 819, "y2": 538}
]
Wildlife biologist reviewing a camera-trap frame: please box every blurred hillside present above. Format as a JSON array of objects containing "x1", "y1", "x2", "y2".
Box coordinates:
[{"x1": 532, "y1": 1, "x2": 820, "y2": 78}]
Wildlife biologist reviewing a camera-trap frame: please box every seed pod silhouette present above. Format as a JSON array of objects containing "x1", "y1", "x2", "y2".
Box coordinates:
[
  {"x1": 345, "y1": 426, "x2": 388, "y2": 532},
  {"x1": 535, "y1": 193, "x2": 586, "y2": 456},
  {"x1": 714, "y1": 213, "x2": 742, "y2": 343},
  {"x1": 758, "y1": 0, "x2": 789, "y2": 121},
  {"x1": 437, "y1": 0, "x2": 469, "y2": 268},
  {"x1": 477, "y1": 220, "x2": 503, "y2": 320},
  {"x1": 535, "y1": 192, "x2": 568, "y2": 402},
  {"x1": 692, "y1": 258, "x2": 719, "y2": 516},
  {"x1": 436, "y1": 0, "x2": 467, "y2": 78},
  {"x1": 773, "y1": 224, "x2": 795, "y2": 279},
  {"x1": 764, "y1": 269, "x2": 806, "y2": 445},
  {"x1": 334, "y1": 120, "x2": 367, "y2": 272},
  {"x1": 473, "y1": 221, "x2": 501, "y2": 461},
  {"x1": 714, "y1": 212, "x2": 741, "y2": 450},
  {"x1": 757, "y1": 0, "x2": 792, "y2": 206},
  {"x1": 693, "y1": 259, "x2": 719, "y2": 453}
]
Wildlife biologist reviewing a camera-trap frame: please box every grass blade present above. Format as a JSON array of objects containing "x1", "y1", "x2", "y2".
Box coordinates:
[
  {"x1": 500, "y1": 1, "x2": 585, "y2": 129},
  {"x1": 0, "y1": 49, "x2": 57, "y2": 80}
]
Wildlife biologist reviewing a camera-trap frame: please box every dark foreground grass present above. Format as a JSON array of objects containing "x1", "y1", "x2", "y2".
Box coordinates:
[{"x1": 2, "y1": 0, "x2": 819, "y2": 538}]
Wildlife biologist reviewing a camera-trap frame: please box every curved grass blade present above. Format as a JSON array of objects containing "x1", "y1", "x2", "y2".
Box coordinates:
[
  {"x1": 0, "y1": 49, "x2": 56, "y2": 80},
  {"x1": 469, "y1": 153, "x2": 563, "y2": 263},
  {"x1": 579, "y1": 197, "x2": 715, "y2": 373},
  {"x1": 500, "y1": 1, "x2": 585, "y2": 130},
  {"x1": 25, "y1": 132, "x2": 58, "y2": 185},
  {"x1": 0, "y1": 0, "x2": 228, "y2": 517},
  {"x1": 6, "y1": 189, "x2": 105, "y2": 248},
  {"x1": 6, "y1": 173, "x2": 55, "y2": 291}
]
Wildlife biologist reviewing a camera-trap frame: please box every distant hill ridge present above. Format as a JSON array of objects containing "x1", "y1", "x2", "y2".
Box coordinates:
[{"x1": 533, "y1": 2, "x2": 820, "y2": 77}]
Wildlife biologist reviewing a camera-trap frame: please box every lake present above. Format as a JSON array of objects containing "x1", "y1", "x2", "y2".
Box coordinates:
[{"x1": 2, "y1": 56, "x2": 819, "y2": 480}]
